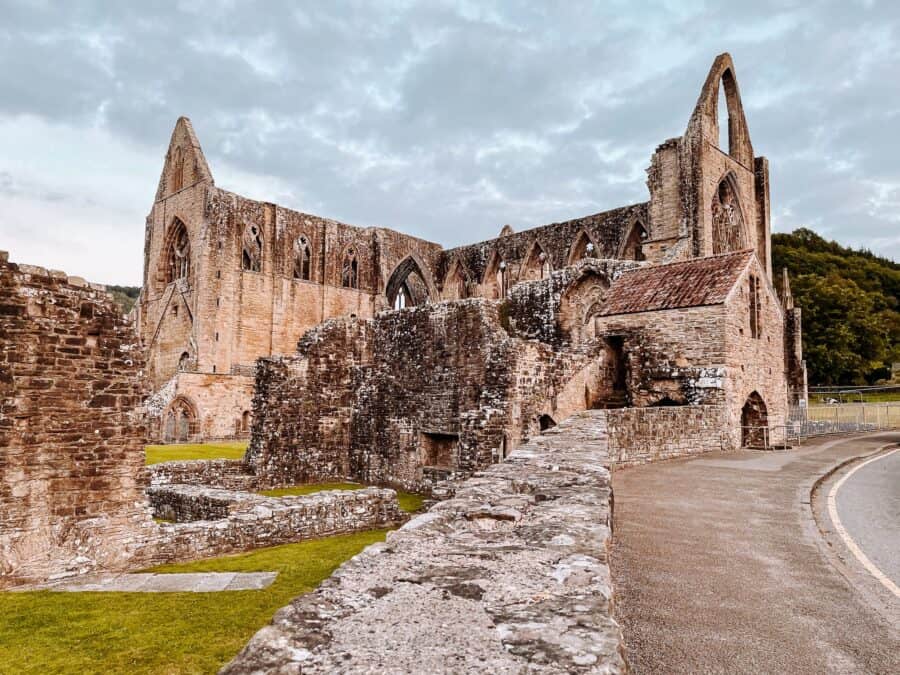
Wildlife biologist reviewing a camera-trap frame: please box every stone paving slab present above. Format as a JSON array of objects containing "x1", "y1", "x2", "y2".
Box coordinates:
[{"x1": 15, "y1": 571, "x2": 277, "y2": 593}]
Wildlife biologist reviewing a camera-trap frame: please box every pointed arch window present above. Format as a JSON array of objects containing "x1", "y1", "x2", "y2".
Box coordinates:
[
  {"x1": 568, "y1": 231, "x2": 597, "y2": 264},
  {"x1": 171, "y1": 146, "x2": 184, "y2": 193},
  {"x1": 621, "y1": 221, "x2": 648, "y2": 261},
  {"x1": 241, "y1": 224, "x2": 263, "y2": 272},
  {"x1": 522, "y1": 242, "x2": 552, "y2": 281},
  {"x1": 165, "y1": 218, "x2": 191, "y2": 283},
  {"x1": 342, "y1": 247, "x2": 359, "y2": 289},
  {"x1": 293, "y1": 236, "x2": 312, "y2": 280},
  {"x1": 711, "y1": 176, "x2": 747, "y2": 254}
]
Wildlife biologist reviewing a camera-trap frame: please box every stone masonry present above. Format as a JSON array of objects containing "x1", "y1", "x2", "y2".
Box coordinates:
[
  {"x1": 138, "y1": 53, "x2": 802, "y2": 444},
  {"x1": 224, "y1": 411, "x2": 626, "y2": 674},
  {"x1": 0, "y1": 252, "x2": 154, "y2": 586}
]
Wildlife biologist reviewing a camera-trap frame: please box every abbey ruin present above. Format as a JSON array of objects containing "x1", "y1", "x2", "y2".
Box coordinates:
[{"x1": 1, "y1": 54, "x2": 808, "y2": 671}]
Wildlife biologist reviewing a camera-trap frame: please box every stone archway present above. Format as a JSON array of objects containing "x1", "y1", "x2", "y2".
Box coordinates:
[
  {"x1": 741, "y1": 391, "x2": 768, "y2": 448},
  {"x1": 163, "y1": 396, "x2": 198, "y2": 443},
  {"x1": 386, "y1": 256, "x2": 433, "y2": 309}
]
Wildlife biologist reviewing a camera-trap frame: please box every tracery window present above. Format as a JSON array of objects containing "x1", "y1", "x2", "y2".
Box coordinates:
[
  {"x1": 165, "y1": 219, "x2": 191, "y2": 283},
  {"x1": 341, "y1": 247, "x2": 359, "y2": 289},
  {"x1": 711, "y1": 177, "x2": 747, "y2": 254},
  {"x1": 293, "y1": 236, "x2": 311, "y2": 280},
  {"x1": 242, "y1": 224, "x2": 263, "y2": 272}
]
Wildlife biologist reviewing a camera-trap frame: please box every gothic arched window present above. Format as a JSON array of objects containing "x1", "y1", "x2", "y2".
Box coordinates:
[
  {"x1": 165, "y1": 218, "x2": 191, "y2": 283},
  {"x1": 711, "y1": 176, "x2": 747, "y2": 254},
  {"x1": 341, "y1": 247, "x2": 359, "y2": 289},
  {"x1": 293, "y1": 236, "x2": 312, "y2": 280},
  {"x1": 242, "y1": 224, "x2": 263, "y2": 272}
]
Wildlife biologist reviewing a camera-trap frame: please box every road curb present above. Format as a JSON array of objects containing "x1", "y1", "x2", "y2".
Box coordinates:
[{"x1": 803, "y1": 437, "x2": 900, "y2": 628}]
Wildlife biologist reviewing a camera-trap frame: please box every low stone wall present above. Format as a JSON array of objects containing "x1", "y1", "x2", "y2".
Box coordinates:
[
  {"x1": 223, "y1": 410, "x2": 627, "y2": 674},
  {"x1": 145, "y1": 486, "x2": 405, "y2": 564},
  {"x1": 606, "y1": 404, "x2": 729, "y2": 465},
  {"x1": 148, "y1": 459, "x2": 260, "y2": 491}
]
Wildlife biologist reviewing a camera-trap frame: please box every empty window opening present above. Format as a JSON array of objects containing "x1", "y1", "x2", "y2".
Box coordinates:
[
  {"x1": 568, "y1": 230, "x2": 597, "y2": 264},
  {"x1": 164, "y1": 218, "x2": 191, "y2": 283},
  {"x1": 420, "y1": 432, "x2": 458, "y2": 469},
  {"x1": 293, "y1": 236, "x2": 312, "y2": 280},
  {"x1": 394, "y1": 286, "x2": 408, "y2": 309},
  {"x1": 622, "y1": 221, "x2": 648, "y2": 261},
  {"x1": 539, "y1": 415, "x2": 557, "y2": 431},
  {"x1": 717, "y1": 78, "x2": 729, "y2": 152},
  {"x1": 163, "y1": 397, "x2": 197, "y2": 443},
  {"x1": 521, "y1": 243, "x2": 551, "y2": 282},
  {"x1": 241, "y1": 224, "x2": 263, "y2": 272},
  {"x1": 342, "y1": 247, "x2": 359, "y2": 289},
  {"x1": 241, "y1": 410, "x2": 251, "y2": 433},
  {"x1": 749, "y1": 274, "x2": 761, "y2": 339},
  {"x1": 177, "y1": 352, "x2": 190, "y2": 371},
  {"x1": 170, "y1": 146, "x2": 184, "y2": 193},
  {"x1": 444, "y1": 261, "x2": 468, "y2": 300}
]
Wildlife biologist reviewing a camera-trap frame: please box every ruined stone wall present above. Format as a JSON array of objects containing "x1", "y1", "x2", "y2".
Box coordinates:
[
  {"x1": 148, "y1": 459, "x2": 258, "y2": 491},
  {"x1": 223, "y1": 411, "x2": 626, "y2": 674},
  {"x1": 439, "y1": 204, "x2": 648, "y2": 297},
  {"x1": 146, "y1": 486, "x2": 404, "y2": 564},
  {"x1": 593, "y1": 304, "x2": 729, "y2": 407},
  {"x1": 0, "y1": 253, "x2": 153, "y2": 586},
  {"x1": 722, "y1": 262, "x2": 789, "y2": 444},
  {"x1": 605, "y1": 405, "x2": 729, "y2": 464}
]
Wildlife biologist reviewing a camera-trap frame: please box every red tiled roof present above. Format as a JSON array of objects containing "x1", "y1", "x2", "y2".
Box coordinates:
[{"x1": 598, "y1": 250, "x2": 754, "y2": 316}]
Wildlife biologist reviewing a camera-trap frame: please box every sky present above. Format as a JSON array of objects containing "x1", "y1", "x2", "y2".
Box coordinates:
[{"x1": 1, "y1": 1, "x2": 898, "y2": 285}]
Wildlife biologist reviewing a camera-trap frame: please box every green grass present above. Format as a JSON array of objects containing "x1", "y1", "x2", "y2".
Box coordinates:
[
  {"x1": 144, "y1": 441, "x2": 249, "y2": 465},
  {"x1": 260, "y1": 483, "x2": 426, "y2": 513},
  {"x1": 0, "y1": 529, "x2": 389, "y2": 675}
]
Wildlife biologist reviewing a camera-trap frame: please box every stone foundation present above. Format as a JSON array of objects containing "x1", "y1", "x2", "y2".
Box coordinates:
[
  {"x1": 146, "y1": 485, "x2": 405, "y2": 564},
  {"x1": 223, "y1": 410, "x2": 627, "y2": 674}
]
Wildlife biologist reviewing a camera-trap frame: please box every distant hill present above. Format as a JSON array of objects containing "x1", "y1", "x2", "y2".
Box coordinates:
[
  {"x1": 773, "y1": 228, "x2": 900, "y2": 385},
  {"x1": 106, "y1": 285, "x2": 140, "y2": 315}
]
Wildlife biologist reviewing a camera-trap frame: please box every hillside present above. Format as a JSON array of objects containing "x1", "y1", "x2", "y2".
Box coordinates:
[{"x1": 773, "y1": 228, "x2": 900, "y2": 385}]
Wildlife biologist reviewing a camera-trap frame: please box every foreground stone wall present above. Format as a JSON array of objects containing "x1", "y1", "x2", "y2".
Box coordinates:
[
  {"x1": 0, "y1": 253, "x2": 153, "y2": 586},
  {"x1": 224, "y1": 411, "x2": 626, "y2": 674}
]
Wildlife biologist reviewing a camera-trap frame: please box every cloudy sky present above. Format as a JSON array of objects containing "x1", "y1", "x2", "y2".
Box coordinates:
[{"x1": 1, "y1": 1, "x2": 898, "y2": 285}]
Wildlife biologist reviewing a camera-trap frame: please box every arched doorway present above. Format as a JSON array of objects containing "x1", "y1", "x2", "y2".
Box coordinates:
[
  {"x1": 163, "y1": 396, "x2": 198, "y2": 443},
  {"x1": 741, "y1": 391, "x2": 768, "y2": 448}
]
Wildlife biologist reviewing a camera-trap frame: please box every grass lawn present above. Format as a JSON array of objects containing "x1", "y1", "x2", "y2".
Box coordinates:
[
  {"x1": 144, "y1": 441, "x2": 249, "y2": 465},
  {"x1": 259, "y1": 483, "x2": 426, "y2": 513},
  {"x1": 0, "y1": 529, "x2": 389, "y2": 675}
]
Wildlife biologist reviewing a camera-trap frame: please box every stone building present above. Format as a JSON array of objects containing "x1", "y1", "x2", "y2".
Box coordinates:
[{"x1": 138, "y1": 53, "x2": 804, "y2": 450}]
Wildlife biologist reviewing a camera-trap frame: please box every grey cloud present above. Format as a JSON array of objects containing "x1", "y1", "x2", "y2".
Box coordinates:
[{"x1": 0, "y1": 0, "x2": 898, "y2": 270}]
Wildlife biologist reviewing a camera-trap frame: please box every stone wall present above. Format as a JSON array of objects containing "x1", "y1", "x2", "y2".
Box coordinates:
[
  {"x1": 0, "y1": 253, "x2": 154, "y2": 586},
  {"x1": 605, "y1": 405, "x2": 729, "y2": 465},
  {"x1": 146, "y1": 486, "x2": 404, "y2": 564},
  {"x1": 148, "y1": 458, "x2": 258, "y2": 491},
  {"x1": 223, "y1": 411, "x2": 627, "y2": 674}
]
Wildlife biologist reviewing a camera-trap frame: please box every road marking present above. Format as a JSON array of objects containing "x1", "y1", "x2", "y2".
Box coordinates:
[{"x1": 827, "y1": 446, "x2": 900, "y2": 599}]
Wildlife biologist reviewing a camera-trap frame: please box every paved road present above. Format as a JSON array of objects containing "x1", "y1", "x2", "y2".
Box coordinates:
[
  {"x1": 610, "y1": 433, "x2": 900, "y2": 674},
  {"x1": 835, "y1": 447, "x2": 900, "y2": 590}
]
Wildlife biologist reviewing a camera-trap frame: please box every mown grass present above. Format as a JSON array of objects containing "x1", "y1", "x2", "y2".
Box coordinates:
[
  {"x1": 259, "y1": 483, "x2": 426, "y2": 513},
  {"x1": 0, "y1": 529, "x2": 390, "y2": 675},
  {"x1": 144, "y1": 441, "x2": 249, "y2": 465}
]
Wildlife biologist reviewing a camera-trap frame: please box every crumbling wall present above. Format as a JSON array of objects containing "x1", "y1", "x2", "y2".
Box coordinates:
[
  {"x1": 223, "y1": 411, "x2": 627, "y2": 674},
  {"x1": 147, "y1": 486, "x2": 404, "y2": 564},
  {"x1": 0, "y1": 253, "x2": 154, "y2": 586}
]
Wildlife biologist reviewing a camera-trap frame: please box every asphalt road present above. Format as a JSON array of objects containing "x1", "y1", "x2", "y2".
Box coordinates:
[
  {"x1": 610, "y1": 432, "x2": 900, "y2": 674},
  {"x1": 835, "y1": 447, "x2": 900, "y2": 590}
]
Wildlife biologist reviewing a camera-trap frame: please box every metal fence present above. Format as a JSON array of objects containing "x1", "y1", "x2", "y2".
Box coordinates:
[{"x1": 740, "y1": 402, "x2": 900, "y2": 450}]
